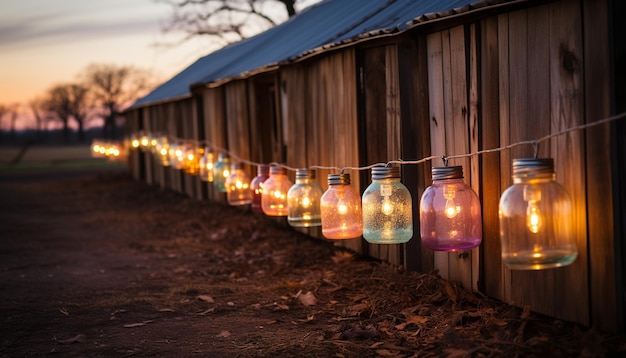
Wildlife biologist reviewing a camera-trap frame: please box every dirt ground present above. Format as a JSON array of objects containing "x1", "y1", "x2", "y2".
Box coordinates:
[{"x1": 1, "y1": 167, "x2": 625, "y2": 357}]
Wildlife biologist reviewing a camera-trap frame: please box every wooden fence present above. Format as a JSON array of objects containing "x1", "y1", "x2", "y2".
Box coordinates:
[{"x1": 126, "y1": 0, "x2": 624, "y2": 332}]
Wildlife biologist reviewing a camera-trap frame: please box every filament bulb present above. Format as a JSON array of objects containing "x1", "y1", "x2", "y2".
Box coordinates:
[
  {"x1": 526, "y1": 201, "x2": 542, "y2": 233},
  {"x1": 523, "y1": 186, "x2": 543, "y2": 234},
  {"x1": 443, "y1": 185, "x2": 460, "y2": 219},
  {"x1": 381, "y1": 198, "x2": 393, "y2": 215}
]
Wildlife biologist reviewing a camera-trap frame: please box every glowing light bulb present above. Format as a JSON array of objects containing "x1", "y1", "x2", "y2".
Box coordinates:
[
  {"x1": 443, "y1": 185, "x2": 461, "y2": 219},
  {"x1": 523, "y1": 185, "x2": 542, "y2": 234}
]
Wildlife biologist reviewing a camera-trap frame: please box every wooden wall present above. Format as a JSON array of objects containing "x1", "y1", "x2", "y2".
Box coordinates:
[
  {"x1": 281, "y1": 49, "x2": 362, "y2": 253},
  {"x1": 126, "y1": 0, "x2": 622, "y2": 332}
]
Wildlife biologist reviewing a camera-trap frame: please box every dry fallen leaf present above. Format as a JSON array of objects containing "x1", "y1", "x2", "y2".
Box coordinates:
[
  {"x1": 405, "y1": 314, "x2": 428, "y2": 326},
  {"x1": 123, "y1": 320, "x2": 154, "y2": 328},
  {"x1": 444, "y1": 281, "x2": 457, "y2": 303},
  {"x1": 57, "y1": 334, "x2": 86, "y2": 344},
  {"x1": 197, "y1": 308, "x2": 215, "y2": 316},
  {"x1": 297, "y1": 291, "x2": 317, "y2": 306},
  {"x1": 216, "y1": 330, "x2": 231, "y2": 338},
  {"x1": 198, "y1": 295, "x2": 215, "y2": 303}
]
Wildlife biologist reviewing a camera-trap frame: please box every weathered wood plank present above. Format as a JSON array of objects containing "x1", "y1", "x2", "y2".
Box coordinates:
[
  {"x1": 446, "y1": 25, "x2": 473, "y2": 290},
  {"x1": 480, "y1": 15, "x2": 503, "y2": 298},
  {"x1": 468, "y1": 23, "x2": 480, "y2": 291},
  {"x1": 398, "y1": 36, "x2": 432, "y2": 273},
  {"x1": 509, "y1": 5, "x2": 555, "y2": 318},
  {"x1": 426, "y1": 31, "x2": 449, "y2": 279},
  {"x1": 583, "y1": 0, "x2": 617, "y2": 332},
  {"x1": 548, "y1": 0, "x2": 588, "y2": 325}
]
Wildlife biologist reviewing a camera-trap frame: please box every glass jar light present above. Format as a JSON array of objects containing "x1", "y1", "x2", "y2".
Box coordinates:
[
  {"x1": 287, "y1": 168, "x2": 323, "y2": 227},
  {"x1": 362, "y1": 166, "x2": 413, "y2": 244},
  {"x1": 156, "y1": 136, "x2": 170, "y2": 166},
  {"x1": 419, "y1": 166, "x2": 482, "y2": 251},
  {"x1": 226, "y1": 163, "x2": 252, "y2": 205},
  {"x1": 250, "y1": 165, "x2": 270, "y2": 213},
  {"x1": 499, "y1": 158, "x2": 577, "y2": 270},
  {"x1": 261, "y1": 165, "x2": 292, "y2": 216},
  {"x1": 183, "y1": 142, "x2": 200, "y2": 175},
  {"x1": 320, "y1": 173, "x2": 363, "y2": 239},
  {"x1": 213, "y1": 153, "x2": 231, "y2": 192},
  {"x1": 198, "y1": 148, "x2": 214, "y2": 182}
]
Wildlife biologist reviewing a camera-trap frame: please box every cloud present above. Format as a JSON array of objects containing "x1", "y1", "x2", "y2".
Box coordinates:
[{"x1": 0, "y1": 12, "x2": 161, "y2": 49}]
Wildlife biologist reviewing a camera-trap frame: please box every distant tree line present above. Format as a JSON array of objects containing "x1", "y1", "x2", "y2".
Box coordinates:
[{"x1": 0, "y1": 64, "x2": 154, "y2": 144}]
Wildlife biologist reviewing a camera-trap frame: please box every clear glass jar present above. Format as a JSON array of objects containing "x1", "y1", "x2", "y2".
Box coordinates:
[
  {"x1": 362, "y1": 166, "x2": 413, "y2": 244},
  {"x1": 156, "y1": 136, "x2": 170, "y2": 167},
  {"x1": 419, "y1": 166, "x2": 482, "y2": 251},
  {"x1": 213, "y1": 153, "x2": 231, "y2": 192},
  {"x1": 226, "y1": 163, "x2": 252, "y2": 205},
  {"x1": 320, "y1": 173, "x2": 363, "y2": 239},
  {"x1": 287, "y1": 168, "x2": 323, "y2": 227},
  {"x1": 261, "y1": 165, "x2": 292, "y2": 216},
  {"x1": 198, "y1": 149, "x2": 214, "y2": 182},
  {"x1": 499, "y1": 158, "x2": 577, "y2": 270},
  {"x1": 250, "y1": 165, "x2": 270, "y2": 213}
]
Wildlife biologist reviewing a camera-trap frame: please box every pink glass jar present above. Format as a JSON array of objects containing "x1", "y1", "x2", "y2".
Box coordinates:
[
  {"x1": 419, "y1": 166, "x2": 482, "y2": 251},
  {"x1": 250, "y1": 165, "x2": 270, "y2": 213}
]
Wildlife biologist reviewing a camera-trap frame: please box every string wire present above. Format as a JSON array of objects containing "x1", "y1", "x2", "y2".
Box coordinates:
[{"x1": 142, "y1": 111, "x2": 626, "y2": 174}]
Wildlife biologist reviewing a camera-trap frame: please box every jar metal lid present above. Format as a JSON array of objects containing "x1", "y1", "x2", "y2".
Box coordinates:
[
  {"x1": 512, "y1": 158, "x2": 554, "y2": 178},
  {"x1": 432, "y1": 166, "x2": 464, "y2": 180},
  {"x1": 328, "y1": 173, "x2": 350, "y2": 185},
  {"x1": 296, "y1": 168, "x2": 315, "y2": 179},
  {"x1": 270, "y1": 165, "x2": 285, "y2": 175},
  {"x1": 371, "y1": 166, "x2": 400, "y2": 180}
]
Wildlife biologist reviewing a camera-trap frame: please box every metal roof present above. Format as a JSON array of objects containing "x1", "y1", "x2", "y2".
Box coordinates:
[{"x1": 132, "y1": 0, "x2": 503, "y2": 109}]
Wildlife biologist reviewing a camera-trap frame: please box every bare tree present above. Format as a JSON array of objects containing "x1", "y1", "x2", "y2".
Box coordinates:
[
  {"x1": 82, "y1": 64, "x2": 153, "y2": 139},
  {"x1": 160, "y1": 0, "x2": 314, "y2": 45},
  {"x1": 29, "y1": 98, "x2": 48, "y2": 141},
  {"x1": 44, "y1": 83, "x2": 89, "y2": 142}
]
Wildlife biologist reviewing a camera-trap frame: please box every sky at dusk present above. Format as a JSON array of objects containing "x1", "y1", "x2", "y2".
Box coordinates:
[{"x1": 0, "y1": 0, "x2": 220, "y2": 107}]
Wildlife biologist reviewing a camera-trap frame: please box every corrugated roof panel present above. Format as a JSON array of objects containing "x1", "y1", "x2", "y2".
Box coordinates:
[{"x1": 132, "y1": 0, "x2": 480, "y2": 108}]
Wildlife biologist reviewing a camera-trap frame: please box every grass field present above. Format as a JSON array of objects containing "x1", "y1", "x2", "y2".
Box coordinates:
[{"x1": 0, "y1": 145, "x2": 127, "y2": 172}]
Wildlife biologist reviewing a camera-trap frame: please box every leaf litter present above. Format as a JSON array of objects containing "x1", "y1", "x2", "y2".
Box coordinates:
[{"x1": 1, "y1": 172, "x2": 625, "y2": 357}]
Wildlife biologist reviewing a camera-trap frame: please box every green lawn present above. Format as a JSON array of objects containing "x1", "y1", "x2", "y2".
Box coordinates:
[{"x1": 0, "y1": 145, "x2": 127, "y2": 173}]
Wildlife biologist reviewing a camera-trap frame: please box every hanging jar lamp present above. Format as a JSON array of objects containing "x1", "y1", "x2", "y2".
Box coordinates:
[
  {"x1": 499, "y1": 158, "x2": 577, "y2": 270},
  {"x1": 320, "y1": 173, "x2": 363, "y2": 239},
  {"x1": 173, "y1": 140, "x2": 186, "y2": 170},
  {"x1": 213, "y1": 153, "x2": 231, "y2": 192},
  {"x1": 139, "y1": 131, "x2": 150, "y2": 151},
  {"x1": 156, "y1": 136, "x2": 170, "y2": 167},
  {"x1": 261, "y1": 165, "x2": 292, "y2": 216},
  {"x1": 226, "y1": 163, "x2": 252, "y2": 205},
  {"x1": 198, "y1": 149, "x2": 214, "y2": 182},
  {"x1": 183, "y1": 142, "x2": 200, "y2": 175},
  {"x1": 130, "y1": 133, "x2": 140, "y2": 149},
  {"x1": 362, "y1": 166, "x2": 413, "y2": 244},
  {"x1": 287, "y1": 168, "x2": 323, "y2": 227},
  {"x1": 419, "y1": 165, "x2": 482, "y2": 251},
  {"x1": 250, "y1": 165, "x2": 270, "y2": 213}
]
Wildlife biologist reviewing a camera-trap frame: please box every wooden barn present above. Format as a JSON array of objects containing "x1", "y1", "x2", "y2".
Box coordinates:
[{"x1": 124, "y1": 0, "x2": 626, "y2": 332}]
